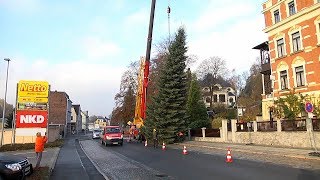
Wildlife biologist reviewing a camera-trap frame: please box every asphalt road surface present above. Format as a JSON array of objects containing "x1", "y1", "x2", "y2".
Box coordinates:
[{"x1": 100, "y1": 141, "x2": 320, "y2": 180}]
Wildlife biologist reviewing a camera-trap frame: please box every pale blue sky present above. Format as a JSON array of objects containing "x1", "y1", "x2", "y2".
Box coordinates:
[{"x1": 0, "y1": 0, "x2": 267, "y2": 116}]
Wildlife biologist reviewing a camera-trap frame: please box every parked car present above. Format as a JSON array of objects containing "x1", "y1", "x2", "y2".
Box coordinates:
[
  {"x1": 100, "y1": 126, "x2": 123, "y2": 146},
  {"x1": 92, "y1": 129, "x2": 101, "y2": 139},
  {"x1": 0, "y1": 153, "x2": 33, "y2": 180}
]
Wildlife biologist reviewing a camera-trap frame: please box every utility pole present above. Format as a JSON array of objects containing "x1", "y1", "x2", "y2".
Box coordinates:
[{"x1": 1, "y1": 58, "x2": 11, "y2": 147}]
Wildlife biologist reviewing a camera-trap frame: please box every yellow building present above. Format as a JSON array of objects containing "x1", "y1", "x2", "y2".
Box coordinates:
[{"x1": 94, "y1": 118, "x2": 110, "y2": 129}]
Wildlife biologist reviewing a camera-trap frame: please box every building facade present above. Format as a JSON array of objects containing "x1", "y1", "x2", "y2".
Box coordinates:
[
  {"x1": 259, "y1": 0, "x2": 320, "y2": 120},
  {"x1": 94, "y1": 117, "x2": 110, "y2": 129},
  {"x1": 71, "y1": 105, "x2": 82, "y2": 133},
  {"x1": 81, "y1": 110, "x2": 89, "y2": 130},
  {"x1": 202, "y1": 84, "x2": 236, "y2": 108},
  {"x1": 48, "y1": 91, "x2": 72, "y2": 137}
]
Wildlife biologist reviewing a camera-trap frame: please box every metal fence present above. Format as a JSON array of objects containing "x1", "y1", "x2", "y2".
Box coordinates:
[
  {"x1": 257, "y1": 121, "x2": 277, "y2": 132},
  {"x1": 190, "y1": 128, "x2": 220, "y2": 137},
  {"x1": 312, "y1": 118, "x2": 320, "y2": 131},
  {"x1": 281, "y1": 119, "x2": 306, "y2": 131},
  {"x1": 236, "y1": 122, "x2": 253, "y2": 132},
  {"x1": 190, "y1": 129, "x2": 202, "y2": 137},
  {"x1": 205, "y1": 128, "x2": 220, "y2": 137}
]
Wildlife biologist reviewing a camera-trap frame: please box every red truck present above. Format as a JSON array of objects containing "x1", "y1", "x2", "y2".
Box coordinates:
[{"x1": 100, "y1": 126, "x2": 123, "y2": 146}]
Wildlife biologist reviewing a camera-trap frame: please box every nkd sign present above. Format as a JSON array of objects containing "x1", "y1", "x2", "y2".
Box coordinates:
[{"x1": 16, "y1": 110, "x2": 48, "y2": 128}]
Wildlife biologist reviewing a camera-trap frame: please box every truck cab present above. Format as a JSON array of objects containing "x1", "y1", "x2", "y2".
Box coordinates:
[{"x1": 100, "y1": 126, "x2": 123, "y2": 146}]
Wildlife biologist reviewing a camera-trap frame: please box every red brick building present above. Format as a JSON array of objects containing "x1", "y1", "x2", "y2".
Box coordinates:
[
  {"x1": 49, "y1": 91, "x2": 72, "y2": 137},
  {"x1": 258, "y1": 0, "x2": 320, "y2": 120}
]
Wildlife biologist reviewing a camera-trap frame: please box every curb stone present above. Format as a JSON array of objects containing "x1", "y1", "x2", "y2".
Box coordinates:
[
  {"x1": 79, "y1": 140, "x2": 109, "y2": 180},
  {"x1": 48, "y1": 147, "x2": 61, "y2": 175},
  {"x1": 175, "y1": 143, "x2": 320, "y2": 161}
]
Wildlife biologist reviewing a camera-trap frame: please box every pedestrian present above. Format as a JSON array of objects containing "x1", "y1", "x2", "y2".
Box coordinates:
[
  {"x1": 153, "y1": 129, "x2": 158, "y2": 148},
  {"x1": 34, "y1": 132, "x2": 48, "y2": 169}
]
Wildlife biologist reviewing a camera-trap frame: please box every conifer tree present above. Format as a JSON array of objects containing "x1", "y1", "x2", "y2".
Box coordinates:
[
  {"x1": 144, "y1": 27, "x2": 188, "y2": 143},
  {"x1": 186, "y1": 74, "x2": 210, "y2": 128}
]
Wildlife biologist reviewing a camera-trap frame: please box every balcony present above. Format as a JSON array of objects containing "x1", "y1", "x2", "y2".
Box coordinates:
[
  {"x1": 253, "y1": 41, "x2": 271, "y2": 75},
  {"x1": 261, "y1": 62, "x2": 271, "y2": 75}
]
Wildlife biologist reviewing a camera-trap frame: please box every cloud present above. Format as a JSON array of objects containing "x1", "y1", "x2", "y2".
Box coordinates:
[
  {"x1": 189, "y1": 16, "x2": 267, "y2": 73},
  {"x1": 185, "y1": 1, "x2": 267, "y2": 73},
  {"x1": 124, "y1": 8, "x2": 149, "y2": 28},
  {"x1": 0, "y1": 0, "x2": 41, "y2": 13},
  {"x1": 0, "y1": 55, "x2": 124, "y2": 116},
  {"x1": 192, "y1": 2, "x2": 255, "y2": 33},
  {"x1": 82, "y1": 37, "x2": 121, "y2": 60}
]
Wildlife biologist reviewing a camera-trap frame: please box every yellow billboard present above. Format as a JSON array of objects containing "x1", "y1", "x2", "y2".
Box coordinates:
[
  {"x1": 18, "y1": 80, "x2": 49, "y2": 98},
  {"x1": 18, "y1": 97, "x2": 48, "y2": 103}
]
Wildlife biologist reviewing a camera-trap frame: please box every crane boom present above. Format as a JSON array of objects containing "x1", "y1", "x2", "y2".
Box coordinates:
[
  {"x1": 142, "y1": 0, "x2": 156, "y2": 119},
  {"x1": 133, "y1": 0, "x2": 156, "y2": 127}
]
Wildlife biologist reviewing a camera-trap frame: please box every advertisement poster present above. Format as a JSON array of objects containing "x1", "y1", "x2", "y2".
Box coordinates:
[
  {"x1": 15, "y1": 80, "x2": 49, "y2": 135},
  {"x1": 16, "y1": 110, "x2": 48, "y2": 128}
]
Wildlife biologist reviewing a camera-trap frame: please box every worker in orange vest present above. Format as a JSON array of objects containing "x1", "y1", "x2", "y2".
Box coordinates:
[{"x1": 35, "y1": 132, "x2": 48, "y2": 169}]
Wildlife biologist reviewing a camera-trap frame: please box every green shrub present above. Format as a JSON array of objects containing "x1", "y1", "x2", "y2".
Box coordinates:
[
  {"x1": 189, "y1": 120, "x2": 210, "y2": 129},
  {"x1": 212, "y1": 117, "x2": 223, "y2": 129}
]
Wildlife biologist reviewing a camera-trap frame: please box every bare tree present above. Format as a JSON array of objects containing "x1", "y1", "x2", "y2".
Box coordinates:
[
  {"x1": 229, "y1": 69, "x2": 249, "y2": 96},
  {"x1": 114, "y1": 61, "x2": 139, "y2": 107},
  {"x1": 154, "y1": 37, "x2": 170, "y2": 56},
  {"x1": 186, "y1": 54, "x2": 197, "y2": 69},
  {"x1": 196, "y1": 56, "x2": 228, "y2": 80}
]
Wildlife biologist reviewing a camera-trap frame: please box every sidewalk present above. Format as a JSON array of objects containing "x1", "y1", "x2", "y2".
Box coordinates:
[
  {"x1": 175, "y1": 140, "x2": 320, "y2": 161},
  {"x1": 6, "y1": 147, "x2": 59, "y2": 171},
  {"x1": 50, "y1": 133, "x2": 105, "y2": 180}
]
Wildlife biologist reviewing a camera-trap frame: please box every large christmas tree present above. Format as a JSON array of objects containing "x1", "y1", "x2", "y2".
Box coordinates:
[
  {"x1": 144, "y1": 27, "x2": 188, "y2": 143},
  {"x1": 186, "y1": 74, "x2": 210, "y2": 129}
]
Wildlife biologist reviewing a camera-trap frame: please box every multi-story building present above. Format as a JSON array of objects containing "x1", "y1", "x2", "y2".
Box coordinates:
[
  {"x1": 71, "y1": 104, "x2": 82, "y2": 133},
  {"x1": 202, "y1": 84, "x2": 236, "y2": 109},
  {"x1": 48, "y1": 91, "x2": 72, "y2": 137},
  {"x1": 81, "y1": 110, "x2": 89, "y2": 130},
  {"x1": 94, "y1": 117, "x2": 110, "y2": 129},
  {"x1": 256, "y1": 0, "x2": 320, "y2": 120}
]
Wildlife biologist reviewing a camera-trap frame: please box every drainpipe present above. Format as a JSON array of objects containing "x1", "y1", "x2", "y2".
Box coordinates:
[{"x1": 65, "y1": 94, "x2": 68, "y2": 138}]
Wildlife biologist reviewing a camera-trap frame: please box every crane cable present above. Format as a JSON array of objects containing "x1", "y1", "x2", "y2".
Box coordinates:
[{"x1": 167, "y1": 0, "x2": 171, "y2": 43}]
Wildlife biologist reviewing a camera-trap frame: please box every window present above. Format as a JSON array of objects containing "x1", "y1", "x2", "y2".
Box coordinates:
[
  {"x1": 277, "y1": 38, "x2": 285, "y2": 57},
  {"x1": 288, "y1": 1, "x2": 296, "y2": 16},
  {"x1": 205, "y1": 97, "x2": 211, "y2": 103},
  {"x1": 229, "y1": 98, "x2": 234, "y2": 103},
  {"x1": 280, "y1": 70, "x2": 288, "y2": 90},
  {"x1": 274, "y1": 10, "x2": 280, "y2": 23},
  {"x1": 295, "y1": 66, "x2": 305, "y2": 87},
  {"x1": 213, "y1": 95, "x2": 217, "y2": 102},
  {"x1": 106, "y1": 127, "x2": 121, "y2": 133},
  {"x1": 219, "y1": 94, "x2": 225, "y2": 102},
  {"x1": 292, "y1": 32, "x2": 301, "y2": 52}
]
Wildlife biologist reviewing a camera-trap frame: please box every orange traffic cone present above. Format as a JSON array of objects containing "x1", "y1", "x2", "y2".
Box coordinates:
[
  {"x1": 144, "y1": 140, "x2": 147, "y2": 147},
  {"x1": 182, "y1": 146, "x2": 188, "y2": 155},
  {"x1": 162, "y1": 142, "x2": 166, "y2": 150},
  {"x1": 226, "y1": 148, "x2": 233, "y2": 163}
]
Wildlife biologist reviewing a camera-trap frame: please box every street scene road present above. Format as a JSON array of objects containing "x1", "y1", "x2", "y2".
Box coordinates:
[
  {"x1": 75, "y1": 136, "x2": 320, "y2": 180},
  {"x1": 1, "y1": 1, "x2": 320, "y2": 180}
]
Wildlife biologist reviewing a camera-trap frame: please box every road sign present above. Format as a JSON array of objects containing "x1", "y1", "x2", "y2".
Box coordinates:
[{"x1": 305, "y1": 102, "x2": 313, "y2": 113}]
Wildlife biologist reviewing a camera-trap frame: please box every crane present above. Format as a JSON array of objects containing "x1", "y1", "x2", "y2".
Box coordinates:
[{"x1": 133, "y1": 0, "x2": 157, "y2": 128}]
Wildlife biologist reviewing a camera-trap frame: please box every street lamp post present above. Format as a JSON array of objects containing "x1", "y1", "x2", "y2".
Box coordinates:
[{"x1": 1, "y1": 58, "x2": 11, "y2": 147}]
